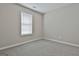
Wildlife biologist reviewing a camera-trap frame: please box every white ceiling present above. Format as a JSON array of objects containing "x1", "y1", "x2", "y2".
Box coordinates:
[{"x1": 20, "y1": 3, "x2": 71, "y2": 14}]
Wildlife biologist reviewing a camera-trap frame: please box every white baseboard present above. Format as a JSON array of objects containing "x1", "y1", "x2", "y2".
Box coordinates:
[
  {"x1": 45, "y1": 38, "x2": 79, "y2": 48},
  {"x1": 1, "y1": 37, "x2": 79, "y2": 51},
  {"x1": 0, "y1": 38, "x2": 42, "y2": 51}
]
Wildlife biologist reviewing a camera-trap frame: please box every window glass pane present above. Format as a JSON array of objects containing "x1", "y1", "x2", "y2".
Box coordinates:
[
  {"x1": 21, "y1": 12, "x2": 32, "y2": 24},
  {"x1": 21, "y1": 12, "x2": 32, "y2": 35},
  {"x1": 21, "y1": 25, "x2": 32, "y2": 35}
]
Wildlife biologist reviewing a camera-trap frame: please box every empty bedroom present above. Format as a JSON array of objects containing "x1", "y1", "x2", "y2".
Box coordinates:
[{"x1": 0, "y1": 3, "x2": 79, "y2": 56}]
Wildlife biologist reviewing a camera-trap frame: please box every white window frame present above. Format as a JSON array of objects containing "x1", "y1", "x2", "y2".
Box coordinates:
[{"x1": 21, "y1": 12, "x2": 32, "y2": 35}]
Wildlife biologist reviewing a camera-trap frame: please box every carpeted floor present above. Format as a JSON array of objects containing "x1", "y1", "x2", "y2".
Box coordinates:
[{"x1": 0, "y1": 39, "x2": 79, "y2": 56}]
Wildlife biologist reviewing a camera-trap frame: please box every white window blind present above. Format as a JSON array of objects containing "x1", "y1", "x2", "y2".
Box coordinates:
[{"x1": 21, "y1": 12, "x2": 32, "y2": 35}]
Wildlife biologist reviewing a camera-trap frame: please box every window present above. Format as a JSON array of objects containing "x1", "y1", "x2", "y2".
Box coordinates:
[{"x1": 21, "y1": 12, "x2": 32, "y2": 35}]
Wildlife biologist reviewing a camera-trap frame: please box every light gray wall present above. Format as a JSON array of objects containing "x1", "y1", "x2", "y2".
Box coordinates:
[
  {"x1": 0, "y1": 3, "x2": 43, "y2": 48},
  {"x1": 44, "y1": 4, "x2": 79, "y2": 44}
]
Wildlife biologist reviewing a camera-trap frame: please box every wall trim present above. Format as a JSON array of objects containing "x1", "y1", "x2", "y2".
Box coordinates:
[
  {"x1": 1, "y1": 37, "x2": 79, "y2": 51},
  {"x1": 15, "y1": 3, "x2": 45, "y2": 15},
  {"x1": 0, "y1": 38, "x2": 42, "y2": 51},
  {"x1": 45, "y1": 38, "x2": 79, "y2": 48}
]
